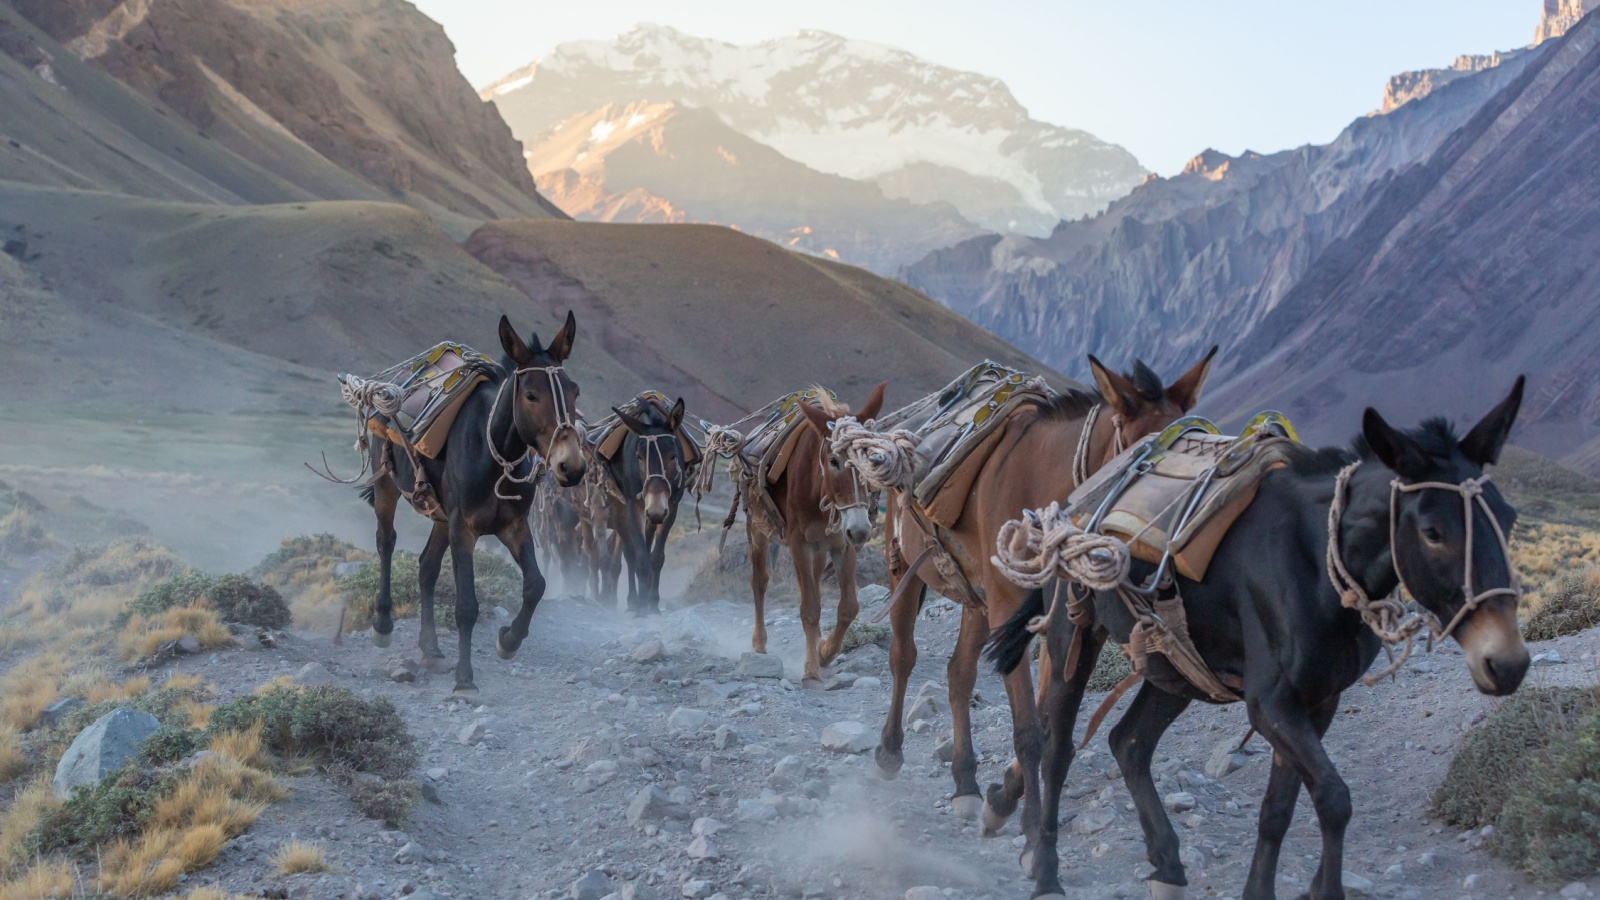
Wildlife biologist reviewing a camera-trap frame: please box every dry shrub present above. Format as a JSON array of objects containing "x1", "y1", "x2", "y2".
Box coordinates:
[
  {"x1": 84, "y1": 675, "x2": 151, "y2": 706},
  {"x1": 206, "y1": 685, "x2": 416, "y2": 779},
  {"x1": 1088, "y1": 642, "x2": 1134, "y2": 692},
  {"x1": 349, "y1": 776, "x2": 418, "y2": 827},
  {"x1": 128, "y1": 573, "x2": 290, "y2": 629},
  {"x1": 0, "y1": 504, "x2": 50, "y2": 561},
  {"x1": 1514, "y1": 521, "x2": 1600, "y2": 609},
  {"x1": 56, "y1": 678, "x2": 216, "y2": 745},
  {"x1": 208, "y1": 723, "x2": 269, "y2": 770},
  {"x1": 117, "y1": 604, "x2": 234, "y2": 661},
  {"x1": 0, "y1": 724, "x2": 28, "y2": 784},
  {"x1": 1490, "y1": 708, "x2": 1600, "y2": 884},
  {"x1": 340, "y1": 549, "x2": 521, "y2": 634},
  {"x1": 0, "y1": 861, "x2": 74, "y2": 900},
  {"x1": 1524, "y1": 566, "x2": 1600, "y2": 641},
  {"x1": 185, "y1": 889, "x2": 252, "y2": 900},
  {"x1": 254, "y1": 534, "x2": 369, "y2": 632},
  {"x1": 0, "y1": 776, "x2": 58, "y2": 867},
  {"x1": 12, "y1": 540, "x2": 187, "y2": 645},
  {"x1": 0, "y1": 654, "x2": 69, "y2": 732},
  {"x1": 274, "y1": 840, "x2": 331, "y2": 875},
  {"x1": 839, "y1": 618, "x2": 891, "y2": 653}
]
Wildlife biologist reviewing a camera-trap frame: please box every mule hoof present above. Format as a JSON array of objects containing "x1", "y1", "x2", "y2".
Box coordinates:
[
  {"x1": 1019, "y1": 848, "x2": 1034, "y2": 876},
  {"x1": 873, "y1": 755, "x2": 901, "y2": 782},
  {"x1": 371, "y1": 628, "x2": 392, "y2": 648},
  {"x1": 951, "y1": 794, "x2": 983, "y2": 821},
  {"x1": 1148, "y1": 881, "x2": 1186, "y2": 900},
  {"x1": 422, "y1": 657, "x2": 455, "y2": 675},
  {"x1": 982, "y1": 799, "x2": 1011, "y2": 835},
  {"x1": 801, "y1": 677, "x2": 826, "y2": 691},
  {"x1": 496, "y1": 627, "x2": 520, "y2": 660},
  {"x1": 452, "y1": 685, "x2": 480, "y2": 701}
]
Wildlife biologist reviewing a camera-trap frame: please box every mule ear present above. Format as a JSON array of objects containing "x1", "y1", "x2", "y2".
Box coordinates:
[
  {"x1": 1088, "y1": 355, "x2": 1142, "y2": 418},
  {"x1": 1165, "y1": 345, "x2": 1217, "y2": 412},
  {"x1": 799, "y1": 399, "x2": 833, "y2": 436},
  {"x1": 545, "y1": 310, "x2": 577, "y2": 364},
  {"x1": 498, "y1": 315, "x2": 532, "y2": 364},
  {"x1": 666, "y1": 398, "x2": 686, "y2": 432},
  {"x1": 613, "y1": 407, "x2": 648, "y2": 434},
  {"x1": 1460, "y1": 375, "x2": 1524, "y2": 467},
  {"x1": 858, "y1": 382, "x2": 887, "y2": 422},
  {"x1": 1363, "y1": 408, "x2": 1428, "y2": 479}
]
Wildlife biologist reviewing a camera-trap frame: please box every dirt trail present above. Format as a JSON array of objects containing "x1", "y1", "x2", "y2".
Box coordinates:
[{"x1": 172, "y1": 586, "x2": 1599, "y2": 900}]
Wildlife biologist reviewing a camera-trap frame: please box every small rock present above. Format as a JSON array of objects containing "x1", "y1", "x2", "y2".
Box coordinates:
[
  {"x1": 1559, "y1": 883, "x2": 1590, "y2": 898},
  {"x1": 1531, "y1": 650, "x2": 1565, "y2": 667},
  {"x1": 820, "y1": 721, "x2": 876, "y2": 754},
  {"x1": 1205, "y1": 738, "x2": 1248, "y2": 778},
  {"x1": 627, "y1": 785, "x2": 690, "y2": 823},
  {"x1": 668, "y1": 784, "x2": 696, "y2": 806},
  {"x1": 389, "y1": 663, "x2": 418, "y2": 684},
  {"x1": 418, "y1": 781, "x2": 442, "y2": 805},
  {"x1": 906, "y1": 682, "x2": 946, "y2": 723},
  {"x1": 1417, "y1": 852, "x2": 1436, "y2": 867},
  {"x1": 1462, "y1": 874, "x2": 1482, "y2": 889},
  {"x1": 293, "y1": 662, "x2": 336, "y2": 686},
  {"x1": 36, "y1": 697, "x2": 84, "y2": 730},
  {"x1": 736, "y1": 652, "x2": 784, "y2": 679},
  {"x1": 52, "y1": 708, "x2": 161, "y2": 799},
  {"x1": 1385, "y1": 864, "x2": 1405, "y2": 879},
  {"x1": 731, "y1": 702, "x2": 763, "y2": 717},
  {"x1": 632, "y1": 640, "x2": 666, "y2": 664},
  {"x1": 686, "y1": 835, "x2": 720, "y2": 860},
  {"x1": 457, "y1": 721, "x2": 488, "y2": 745},
  {"x1": 1073, "y1": 807, "x2": 1116, "y2": 834},
  {"x1": 425, "y1": 767, "x2": 448, "y2": 782},
  {"x1": 801, "y1": 779, "x2": 829, "y2": 800},
  {"x1": 682, "y1": 881, "x2": 712, "y2": 900},
  {"x1": 393, "y1": 842, "x2": 429, "y2": 864},
  {"x1": 1180, "y1": 845, "x2": 1205, "y2": 871},
  {"x1": 713, "y1": 725, "x2": 740, "y2": 750},
  {"x1": 908, "y1": 719, "x2": 931, "y2": 734},
  {"x1": 175, "y1": 634, "x2": 203, "y2": 655},
  {"x1": 692, "y1": 817, "x2": 726, "y2": 837},
  {"x1": 904, "y1": 888, "x2": 944, "y2": 900},
  {"x1": 822, "y1": 673, "x2": 857, "y2": 691},
  {"x1": 854, "y1": 676, "x2": 881, "y2": 689},
  {"x1": 933, "y1": 736, "x2": 954, "y2": 763},
  {"x1": 773, "y1": 755, "x2": 805, "y2": 779},
  {"x1": 1091, "y1": 842, "x2": 1111, "y2": 858},
  {"x1": 633, "y1": 747, "x2": 663, "y2": 767},
  {"x1": 1163, "y1": 792, "x2": 1197, "y2": 813},
  {"x1": 573, "y1": 868, "x2": 611, "y2": 900},
  {"x1": 668, "y1": 707, "x2": 710, "y2": 733},
  {"x1": 736, "y1": 799, "x2": 778, "y2": 822},
  {"x1": 1342, "y1": 871, "x2": 1374, "y2": 898}
]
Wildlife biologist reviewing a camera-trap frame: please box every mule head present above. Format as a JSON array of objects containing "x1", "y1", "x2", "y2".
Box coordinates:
[
  {"x1": 614, "y1": 397, "x2": 687, "y2": 526},
  {"x1": 1087, "y1": 345, "x2": 1218, "y2": 446},
  {"x1": 1363, "y1": 376, "x2": 1528, "y2": 696},
  {"x1": 799, "y1": 382, "x2": 886, "y2": 547},
  {"x1": 498, "y1": 312, "x2": 586, "y2": 487}
]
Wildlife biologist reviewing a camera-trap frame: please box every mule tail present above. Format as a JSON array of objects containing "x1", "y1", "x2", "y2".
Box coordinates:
[
  {"x1": 357, "y1": 484, "x2": 376, "y2": 507},
  {"x1": 985, "y1": 587, "x2": 1044, "y2": 676}
]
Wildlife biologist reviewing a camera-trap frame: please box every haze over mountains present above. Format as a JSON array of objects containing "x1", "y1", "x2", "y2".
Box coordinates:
[{"x1": 484, "y1": 25, "x2": 1146, "y2": 272}]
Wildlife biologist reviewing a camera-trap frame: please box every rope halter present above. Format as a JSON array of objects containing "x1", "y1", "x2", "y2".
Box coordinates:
[
  {"x1": 486, "y1": 364, "x2": 577, "y2": 501},
  {"x1": 1072, "y1": 404, "x2": 1127, "y2": 487},
  {"x1": 1390, "y1": 474, "x2": 1521, "y2": 642},
  {"x1": 635, "y1": 432, "x2": 681, "y2": 500},
  {"x1": 818, "y1": 447, "x2": 873, "y2": 536}
]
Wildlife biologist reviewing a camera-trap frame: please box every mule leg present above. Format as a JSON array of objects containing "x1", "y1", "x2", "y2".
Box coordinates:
[
  {"x1": 1032, "y1": 623, "x2": 1108, "y2": 899},
  {"x1": 495, "y1": 517, "x2": 546, "y2": 659},
  {"x1": 1243, "y1": 749, "x2": 1305, "y2": 900},
  {"x1": 647, "y1": 504, "x2": 678, "y2": 614},
  {"x1": 793, "y1": 539, "x2": 826, "y2": 685},
  {"x1": 616, "y1": 508, "x2": 646, "y2": 616},
  {"x1": 748, "y1": 524, "x2": 771, "y2": 654},
  {"x1": 948, "y1": 605, "x2": 989, "y2": 819},
  {"x1": 992, "y1": 654, "x2": 1045, "y2": 874},
  {"x1": 875, "y1": 570, "x2": 923, "y2": 780},
  {"x1": 818, "y1": 544, "x2": 858, "y2": 667},
  {"x1": 984, "y1": 589, "x2": 1048, "y2": 835},
  {"x1": 1249, "y1": 693, "x2": 1345, "y2": 900},
  {"x1": 416, "y1": 521, "x2": 451, "y2": 671},
  {"x1": 447, "y1": 512, "x2": 480, "y2": 697},
  {"x1": 370, "y1": 478, "x2": 400, "y2": 647},
  {"x1": 1111, "y1": 682, "x2": 1193, "y2": 893}
]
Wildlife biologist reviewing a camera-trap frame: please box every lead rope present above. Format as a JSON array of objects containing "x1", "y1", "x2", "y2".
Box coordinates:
[
  {"x1": 1327, "y1": 462, "x2": 1430, "y2": 683},
  {"x1": 636, "y1": 433, "x2": 678, "y2": 499},
  {"x1": 485, "y1": 365, "x2": 573, "y2": 501}
]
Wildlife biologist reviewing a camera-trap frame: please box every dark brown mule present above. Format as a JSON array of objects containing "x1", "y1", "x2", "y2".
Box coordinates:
[
  {"x1": 867, "y1": 352, "x2": 1215, "y2": 872},
  {"x1": 747, "y1": 384, "x2": 886, "y2": 685},
  {"x1": 597, "y1": 398, "x2": 692, "y2": 616},
  {"x1": 364, "y1": 314, "x2": 586, "y2": 698}
]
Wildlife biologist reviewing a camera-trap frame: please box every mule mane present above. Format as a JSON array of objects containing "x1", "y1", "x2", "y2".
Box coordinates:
[
  {"x1": 1285, "y1": 417, "x2": 1463, "y2": 478},
  {"x1": 1128, "y1": 361, "x2": 1164, "y2": 403},
  {"x1": 1035, "y1": 387, "x2": 1101, "y2": 422},
  {"x1": 807, "y1": 385, "x2": 850, "y2": 417}
]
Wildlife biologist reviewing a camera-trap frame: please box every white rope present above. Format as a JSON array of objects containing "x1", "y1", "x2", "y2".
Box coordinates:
[
  {"x1": 830, "y1": 417, "x2": 923, "y2": 492},
  {"x1": 637, "y1": 433, "x2": 679, "y2": 498},
  {"x1": 1390, "y1": 474, "x2": 1521, "y2": 641},
  {"x1": 485, "y1": 365, "x2": 574, "y2": 501},
  {"x1": 992, "y1": 501, "x2": 1130, "y2": 635},
  {"x1": 340, "y1": 375, "x2": 404, "y2": 417}
]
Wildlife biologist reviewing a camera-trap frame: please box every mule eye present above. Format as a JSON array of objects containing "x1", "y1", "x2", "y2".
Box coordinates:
[
  {"x1": 523, "y1": 391, "x2": 537, "y2": 402},
  {"x1": 829, "y1": 456, "x2": 841, "y2": 469},
  {"x1": 1422, "y1": 526, "x2": 1444, "y2": 545}
]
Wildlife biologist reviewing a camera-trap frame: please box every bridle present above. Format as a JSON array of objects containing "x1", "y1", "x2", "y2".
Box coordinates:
[
  {"x1": 1327, "y1": 462, "x2": 1521, "y2": 682},
  {"x1": 634, "y1": 432, "x2": 682, "y2": 500},
  {"x1": 818, "y1": 449, "x2": 874, "y2": 536},
  {"x1": 1389, "y1": 474, "x2": 1521, "y2": 641},
  {"x1": 486, "y1": 364, "x2": 578, "y2": 500},
  {"x1": 1072, "y1": 403, "x2": 1128, "y2": 487}
]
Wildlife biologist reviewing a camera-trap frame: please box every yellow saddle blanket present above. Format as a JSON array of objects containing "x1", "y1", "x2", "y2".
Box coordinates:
[{"x1": 1067, "y1": 413, "x2": 1301, "y2": 581}]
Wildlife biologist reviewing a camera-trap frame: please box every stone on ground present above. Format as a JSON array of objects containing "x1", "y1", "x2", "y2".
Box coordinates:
[
  {"x1": 457, "y1": 721, "x2": 488, "y2": 745},
  {"x1": 904, "y1": 888, "x2": 944, "y2": 900},
  {"x1": 1163, "y1": 791, "x2": 1197, "y2": 812},
  {"x1": 1342, "y1": 871, "x2": 1375, "y2": 898},
  {"x1": 735, "y1": 651, "x2": 783, "y2": 679},
  {"x1": 53, "y1": 707, "x2": 161, "y2": 799},
  {"x1": 1205, "y1": 737, "x2": 1249, "y2": 778},
  {"x1": 631, "y1": 639, "x2": 666, "y2": 664},
  {"x1": 627, "y1": 784, "x2": 690, "y2": 822},
  {"x1": 906, "y1": 681, "x2": 946, "y2": 723},
  {"x1": 37, "y1": 697, "x2": 84, "y2": 730},
  {"x1": 572, "y1": 868, "x2": 611, "y2": 900},
  {"x1": 686, "y1": 834, "x2": 720, "y2": 860},
  {"x1": 294, "y1": 662, "x2": 336, "y2": 686},
  {"x1": 713, "y1": 724, "x2": 739, "y2": 750},
  {"x1": 820, "y1": 721, "x2": 876, "y2": 753},
  {"x1": 692, "y1": 817, "x2": 726, "y2": 837},
  {"x1": 682, "y1": 880, "x2": 713, "y2": 899},
  {"x1": 668, "y1": 707, "x2": 710, "y2": 732},
  {"x1": 1072, "y1": 807, "x2": 1116, "y2": 835},
  {"x1": 933, "y1": 736, "x2": 954, "y2": 762},
  {"x1": 176, "y1": 634, "x2": 203, "y2": 655}
]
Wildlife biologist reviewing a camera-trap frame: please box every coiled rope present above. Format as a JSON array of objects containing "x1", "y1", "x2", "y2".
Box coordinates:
[
  {"x1": 1326, "y1": 461, "x2": 1431, "y2": 684},
  {"x1": 340, "y1": 375, "x2": 404, "y2": 417},
  {"x1": 991, "y1": 501, "x2": 1130, "y2": 633},
  {"x1": 830, "y1": 417, "x2": 923, "y2": 492}
]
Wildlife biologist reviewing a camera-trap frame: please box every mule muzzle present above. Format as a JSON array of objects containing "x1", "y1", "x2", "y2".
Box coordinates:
[
  {"x1": 643, "y1": 487, "x2": 671, "y2": 525},
  {"x1": 841, "y1": 507, "x2": 871, "y2": 548},
  {"x1": 548, "y1": 442, "x2": 587, "y2": 487},
  {"x1": 1456, "y1": 600, "x2": 1529, "y2": 696}
]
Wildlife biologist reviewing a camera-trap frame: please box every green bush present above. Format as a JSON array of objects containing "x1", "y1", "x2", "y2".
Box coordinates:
[
  {"x1": 207, "y1": 686, "x2": 417, "y2": 779},
  {"x1": 1432, "y1": 686, "x2": 1600, "y2": 829},
  {"x1": 125, "y1": 573, "x2": 291, "y2": 629},
  {"x1": 1490, "y1": 709, "x2": 1600, "y2": 884},
  {"x1": 1524, "y1": 567, "x2": 1600, "y2": 641},
  {"x1": 1089, "y1": 642, "x2": 1134, "y2": 693},
  {"x1": 29, "y1": 766, "x2": 175, "y2": 856},
  {"x1": 840, "y1": 618, "x2": 892, "y2": 653},
  {"x1": 350, "y1": 777, "x2": 420, "y2": 827},
  {"x1": 59, "y1": 682, "x2": 215, "y2": 742},
  {"x1": 139, "y1": 725, "x2": 205, "y2": 767},
  {"x1": 341, "y1": 549, "x2": 522, "y2": 632},
  {"x1": 254, "y1": 533, "x2": 367, "y2": 583}
]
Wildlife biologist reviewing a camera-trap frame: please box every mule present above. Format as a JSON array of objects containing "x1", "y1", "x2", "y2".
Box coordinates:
[
  {"x1": 865, "y1": 351, "x2": 1216, "y2": 873},
  {"x1": 596, "y1": 397, "x2": 691, "y2": 616},
  {"x1": 744, "y1": 384, "x2": 887, "y2": 685},
  {"x1": 989, "y1": 378, "x2": 1531, "y2": 900},
  {"x1": 534, "y1": 474, "x2": 589, "y2": 595},
  {"x1": 364, "y1": 313, "x2": 586, "y2": 697}
]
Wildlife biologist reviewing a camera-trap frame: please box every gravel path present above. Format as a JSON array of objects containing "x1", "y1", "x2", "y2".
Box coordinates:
[{"x1": 170, "y1": 587, "x2": 1600, "y2": 900}]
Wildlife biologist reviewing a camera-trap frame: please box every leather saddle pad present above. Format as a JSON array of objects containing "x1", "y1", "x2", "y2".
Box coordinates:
[
  {"x1": 1068, "y1": 421, "x2": 1299, "y2": 580},
  {"x1": 907, "y1": 362, "x2": 1053, "y2": 527},
  {"x1": 590, "y1": 390, "x2": 704, "y2": 469},
  {"x1": 736, "y1": 388, "x2": 837, "y2": 485},
  {"x1": 362, "y1": 342, "x2": 496, "y2": 459}
]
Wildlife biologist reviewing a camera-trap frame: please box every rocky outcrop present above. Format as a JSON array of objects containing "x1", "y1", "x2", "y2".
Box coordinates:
[
  {"x1": 1536, "y1": 0, "x2": 1600, "y2": 43},
  {"x1": 1383, "y1": 50, "x2": 1528, "y2": 112},
  {"x1": 7, "y1": 0, "x2": 563, "y2": 221},
  {"x1": 485, "y1": 24, "x2": 1145, "y2": 236}
]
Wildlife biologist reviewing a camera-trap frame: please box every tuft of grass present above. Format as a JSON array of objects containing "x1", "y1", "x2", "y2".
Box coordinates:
[
  {"x1": 116, "y1": 604, "x2": 234, "y2": 661},
  {"x1": 0, "y1": 503, "x2": 50, "y2": 561},
  {"x1": 0, "y1": 725, "x2": 25, "y2": 784},
  {"x1": 339, "y1": 549, "x2": 520, "y2": 634},
  {"x1": 0, "y1": 776, "x2": 58, "y2": 867},
  {"x1": 1513, "y1": 521, "x2": 1600, "y2": 611},
  {"x1": 11, "y1": 540, "x2": 187, "y2": 648},
  {"x1": 206, "y1": 685, "x2": 417, "y2": 779},
  {"x1": 57, "y1": 679, "x2": 215, "y2": 744},
  {"x1": 0, "y1": 861, "x2": 74, "y2": 900},
  {"x1": 208, "y1": 723, "x2": 269, "y2": 770},
  {"x1": 126, "y1": 573, "x2": 291, "y2": 630},
  {"x1": 253, "y1": 534, "x2": 369, "y2": 633},
  {"x1": 1524, "y1": 566, "x2": 1600, "y2": 641},
  {"x1": 349, "y1": 777, "x2": 419, "y2": 828},
  {"x1": 0, "y1": 654, "x2": 70, "y2": 732},
  {"x1": 275, "y1": 840, "x2": 332, "y2": 875}
]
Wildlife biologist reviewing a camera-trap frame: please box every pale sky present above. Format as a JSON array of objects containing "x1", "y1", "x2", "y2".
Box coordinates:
[{"x1": 413, "y1": 0, "x2": 1541, "y2": 175}]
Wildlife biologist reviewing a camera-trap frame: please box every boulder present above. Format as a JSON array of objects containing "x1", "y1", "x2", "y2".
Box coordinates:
[
  {"x1": 821, "y1": 721, "x2": 876, "y2": 754},
  {"x1": 573, "y1": 869, "x2": 611, "y2": 900},
  {"x1": 668, "y1": 708, "x2": 710, "y2": 733},
  {"x1": 632, "y1": 640, "x2": 666, "y2": 664},
  {"x1": 627, "y1": 785, "x2": 689, "y2": 823},
  {"x1": 37, "y1": 697, "x2": 84, "y2": 730},
  {"x1": 53, "y1": 708, "x2": 161, "y2": 799},
  {"x1": 735, "y1": 652, "x2": 783, "y2": 679}
]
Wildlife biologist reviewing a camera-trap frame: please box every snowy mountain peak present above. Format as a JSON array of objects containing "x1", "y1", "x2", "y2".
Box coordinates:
[{"x1": 485, "y1": 25, "x2": 1146, "y2": 234}]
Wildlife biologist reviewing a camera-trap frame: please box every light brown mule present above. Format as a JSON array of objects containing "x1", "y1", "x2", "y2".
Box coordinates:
[
  {"x1": 747, "y1": 383, "x2": 887, "y2": 685},
  {"x1": 869, "y1": 351, "x2": 1215, "y2": 879}
]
